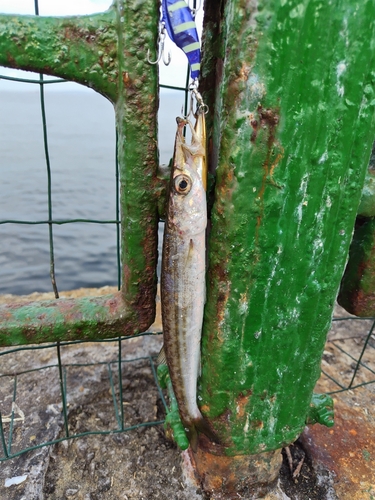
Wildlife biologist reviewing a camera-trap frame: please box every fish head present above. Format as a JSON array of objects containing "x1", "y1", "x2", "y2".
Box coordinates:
[{"x1": 168, "y1": 162, "x2": 207, "y2": 236}]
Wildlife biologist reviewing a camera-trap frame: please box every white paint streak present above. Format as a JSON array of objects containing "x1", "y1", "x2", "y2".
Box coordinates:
[
  {"x1": 336, "y1": 61, "x2": 347, "y2": 97},
  {"x1": 289, "y1": 3, "x2": 306, "y2": 18},
  {"x1": 295, "y1": 173, "x2": 309, "y2": 235},
  {"x1": 291, "y1": 308, "x2": 300, "y2": 321},
  {"x1": 238, "y1": 297, "x2": 249, "y2": 316},
  {"x1": 319, "y1": 151, "x2": 328, "y2": 164},
  {"x1": 244, "y1": 413, "x2": 250, "y2": 433},
  {"x1": 268, "y1": 415, "x2": 276, "y2": 434}
]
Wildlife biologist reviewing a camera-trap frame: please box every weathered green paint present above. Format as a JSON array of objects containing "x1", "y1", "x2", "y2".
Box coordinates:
[
  {"x1": 306, "y1": 394, "x2": 334, "y2": 428},
  {"x1": 338, "y1": 218, "x2": 375, "y2": 316},
  {"x1": 199, "y1": 0, "x2": 375, "y2": 455},
  {"x1": 0, "y1": 10, "x2": 118, "y2": 101},
  {"x1": 0, "y1": 292, "x2": 157, "y2": 345},
  {"x1": 0, "y1": 0, "x2": 161, "y2": 343}
]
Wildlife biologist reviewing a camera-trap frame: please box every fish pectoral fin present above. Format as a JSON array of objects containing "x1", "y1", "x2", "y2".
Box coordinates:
[
  {"x1": 157, "y1": 345, "x2": 167, "y2": 365},
  {"x1": 185, "y1": 239, "x2": 194, "y2": 264}
]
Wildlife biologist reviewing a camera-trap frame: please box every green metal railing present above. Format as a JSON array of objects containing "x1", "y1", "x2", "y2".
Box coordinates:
[{"x1": 1, "y1": 4, "x2": 375, "y2": 496}]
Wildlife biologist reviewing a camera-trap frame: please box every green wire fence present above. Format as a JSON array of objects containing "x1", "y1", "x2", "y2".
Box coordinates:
[
  {"x1": 322, "y1": 315, "x2": 375, "y2": 393},
  {"x1": 0, "y1": 334, "x2": 166, "y2": 461},
  {"x1": 0, "y1": 0, "x2": 374, "y2": 463}
]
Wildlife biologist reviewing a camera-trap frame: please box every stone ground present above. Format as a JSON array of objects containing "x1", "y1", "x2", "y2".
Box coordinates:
[{"x1": 0, "y1": 287, "x2": 374, "y2": 499}]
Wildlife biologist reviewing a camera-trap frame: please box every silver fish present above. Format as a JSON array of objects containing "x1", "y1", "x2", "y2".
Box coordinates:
[{"x1": 161, "y1": 117, "x2": 210, "y2": 448}]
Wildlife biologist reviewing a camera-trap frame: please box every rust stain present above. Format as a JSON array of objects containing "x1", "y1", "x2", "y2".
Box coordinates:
[
  {"x1": 213, "y1": 276, "x2": 231, "y2": 344},
  {"x1": 122, "y1": 264, "x2": 131, "y2": 289},
  {"x1": 215, "y1": 168, "x2": 236, "y2": 214},
  {"x1": 350, "y1": 287, "x2": 375, "y2": 317},
  {"x1": 250, "y1": 105, "x2": 283, "y2": 245},
  {"x1": 105, "y1": 291, "x2": 124, "y2": 315},
  {"x1": 256, "y1": 105, "x2": 281, "y2": 200},
  {"x1": 185, "y1": 445, "x2": 281, "y2": 500},
  {"x1": 64, "y1": 25, "x2": 98, "y2": 43},
  {"x1": 301, "y1": 396, "x2": 375, "y2": 499},
  {"x1": 122, "y1": 71, "x2": 130, "y2": 86},
  {"x1": 236, "y1": 392, "x2": 252, "y2": 418},
  {"x1": 250, "y1": 118, "x2": 258, "y2": 142},
  {"x1": 269, "y1": 150, "x2": 284, "y2": 185}
]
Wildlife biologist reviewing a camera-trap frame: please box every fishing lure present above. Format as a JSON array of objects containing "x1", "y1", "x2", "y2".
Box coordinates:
[{"x1": 161, "y1": 0, "x2": 201, "y2": 80}]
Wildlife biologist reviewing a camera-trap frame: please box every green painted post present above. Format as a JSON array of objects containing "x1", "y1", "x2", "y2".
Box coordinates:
[
  {"x1": 0, "y1": 1, "x2": 161, "y2": 343},
  {"x1": 338, "y1": 144, "x2": 375, "y2": 316},
  {"x1": 190, "y1": 0, "x2": 375, "y2": 496}
]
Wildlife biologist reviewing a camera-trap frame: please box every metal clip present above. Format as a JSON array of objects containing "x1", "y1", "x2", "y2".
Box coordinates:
[
  {"x1": 189, "y1": 80, "x2": 209, "y2": 114},
  {"x1": 188, "y1": 0, "x2": 202, "y2": 17},
  {"x1": 147, "y1": 22, "x2": 171, "y2": 66}
]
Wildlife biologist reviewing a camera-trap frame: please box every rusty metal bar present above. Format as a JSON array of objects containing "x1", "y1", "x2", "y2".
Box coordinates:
[
  {"x1": 0, "y1": 0, "x2": 161, "y2": 344},
  {"x1": 0, "y1": 292, "x2": 144, "y2": 345}
]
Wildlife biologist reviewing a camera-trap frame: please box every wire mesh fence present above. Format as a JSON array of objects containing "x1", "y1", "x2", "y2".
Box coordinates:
[
  {"x1": 0, "y1": 333, "x2": 166, "y2": 462},
  {"x1": 0, "y1": 0, "x2": 374, "y2": 464},
  {"x1": 321, "y1": 312, "x2": 375, "y2": 393}
]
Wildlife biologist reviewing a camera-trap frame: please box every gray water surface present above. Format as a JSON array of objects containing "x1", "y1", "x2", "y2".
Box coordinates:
[{"x1": 0, "y1": 87, "x2": 185, "y2": 295}]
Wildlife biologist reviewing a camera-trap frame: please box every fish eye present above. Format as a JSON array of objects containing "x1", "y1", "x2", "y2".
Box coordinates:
[{"x1": 174, "y1": 174, "x2": 192, "y2": 195}]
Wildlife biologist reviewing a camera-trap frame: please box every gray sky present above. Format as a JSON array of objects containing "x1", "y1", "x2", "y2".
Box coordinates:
[
  {"x1": 0, "y1": 0, "x2": 111, "y2": 15},
  {"x1": 0, "y1": 0, "x2": 203, "y2": 90}
]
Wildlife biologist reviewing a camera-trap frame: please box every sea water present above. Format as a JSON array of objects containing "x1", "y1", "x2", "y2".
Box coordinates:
[{"x1": 0, "y1": 87, "x2": 187, "y2": 295}]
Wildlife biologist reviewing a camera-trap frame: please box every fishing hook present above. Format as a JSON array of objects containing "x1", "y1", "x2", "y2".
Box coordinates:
[{"x1": 147, "y1": 22, "x2": 171, "y2": 66}]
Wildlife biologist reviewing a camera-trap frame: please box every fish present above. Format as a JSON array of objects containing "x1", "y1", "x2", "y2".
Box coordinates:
[
  {"x1": 161, "y1": 116, "x2": 213, "y2": 449},
  {"x1": 161, "y1": 0, "x2": 201, "y2": 80}
]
